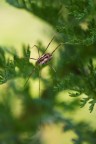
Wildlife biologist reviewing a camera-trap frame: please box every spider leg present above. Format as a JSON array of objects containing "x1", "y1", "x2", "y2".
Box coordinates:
[
  {"x1": 31, "y1": 45, "x2": 40, "y2": 58},
  {"x1": 25, "y1": 57, "x2": 37, "y2": 61},
  {"x1": 48, "y1": 64, "x2": 56, "y2": 73},
  {"x1": 31, "y1": 45, "x2": 41, "y2": 97},
  {"x1": 38, "y1": 65, "x2": 42, "y2": 126},
  {"x1": 31, "y1": 45, "x2": 41, "y2": 98},
  {"x1": 43, "y1": 36, "x2": 55, "y2": 54},
  {"x1": 51, "y1": 43, "x2": 63, "y2": 55},
  {"x1": 39, "y1": 65, "x2": 41, "y2": 98},
  {"x1": 24, "y1": 68, "x2": 36, "y2": 87},
  {"x1": 29, "y1": 58, "x2": 37, "y2": 60}
]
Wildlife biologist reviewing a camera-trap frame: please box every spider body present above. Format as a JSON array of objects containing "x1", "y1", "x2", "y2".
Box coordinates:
[
  {"x1": 24, "y1": 37, "x2": 63, "y2": 128},
  {"x1": 24, "y1": 37, "x2": 62, "y2": 88},
  {"x1": 36, "y1": 53, "x2": 52, "y2": 65}
]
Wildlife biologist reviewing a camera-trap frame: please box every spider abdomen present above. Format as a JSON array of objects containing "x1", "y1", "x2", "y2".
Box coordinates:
[{"x1": 36, "y1": 53, "x2": 52, "y2": 65}]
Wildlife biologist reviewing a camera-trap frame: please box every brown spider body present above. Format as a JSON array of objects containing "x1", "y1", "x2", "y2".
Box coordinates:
[
  {"x1": 24, "y1": 37, "x2": 62, "y2": 88},
  {"x1": 36, "y1": 53, "x2": 52, "y2": 65}
]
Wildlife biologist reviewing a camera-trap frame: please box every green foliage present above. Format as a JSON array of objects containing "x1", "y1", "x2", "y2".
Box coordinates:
[
  {"x1": 0, "y1": 46, "x2": 35, "y2": 85},
  {"x1": 1, "y1": 0, "x2": 96, "y2": 143},
  {"x1": 6, "y1": 0, "x2": 61, "y2": 25},
  {"x1": 54, "y1": 59, "x2": 96, "y2": 112},
  {"x1": 0, "y1": 47, "x2": 15, "y2": 84}
]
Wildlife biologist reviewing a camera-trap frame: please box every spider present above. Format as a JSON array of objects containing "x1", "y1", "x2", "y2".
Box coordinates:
[{"x1": 24, "y1": 36, "x2": 62, "y2": 96}]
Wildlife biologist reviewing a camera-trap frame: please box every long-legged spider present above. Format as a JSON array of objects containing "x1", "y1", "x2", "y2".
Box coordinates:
[{"x1": 24, "y1": 37, "x2": 62, "y2": 97}]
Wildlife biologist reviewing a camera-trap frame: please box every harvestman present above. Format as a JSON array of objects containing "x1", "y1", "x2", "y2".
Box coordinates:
[{"x1": 24, "y1": 37, "x2": 63, "y2": 97}]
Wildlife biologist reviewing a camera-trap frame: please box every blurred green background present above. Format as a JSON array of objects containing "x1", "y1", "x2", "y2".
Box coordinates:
[{"x1": 0, "y1": 0, "x2": 96, "y2": 144}]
